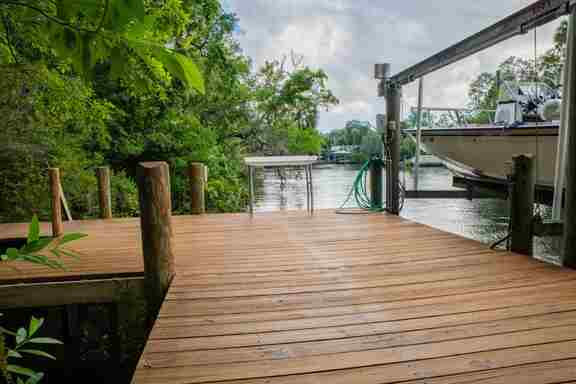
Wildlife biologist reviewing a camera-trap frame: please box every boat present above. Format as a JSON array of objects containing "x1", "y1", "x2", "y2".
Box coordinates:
[{"x1": 405, "y1": 81, "x2": 562, "y2": 186}]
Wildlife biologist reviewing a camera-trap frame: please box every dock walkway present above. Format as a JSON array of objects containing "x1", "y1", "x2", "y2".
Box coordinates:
[
  {"x1": 2, "y1": 211, "x2": 576, "y2": 383},
  {"x1": 137, "y1": 212, "x2": 576, "y2": 383}
]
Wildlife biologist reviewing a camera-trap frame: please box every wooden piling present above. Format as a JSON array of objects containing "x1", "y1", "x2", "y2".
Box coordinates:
[
  {"x1": 370, "y1": 157, "x2": 383, "y2": 209},
  {"x1": 48, "y1": 168, "x2": 63, "y2": 237},
  {"x1": 509, "y1": 154, "x2": 535, "y2": 257},
  {"x1": 188, "y1": 163, "x2": 206, "y2": 215},
  {"x1": 136, "y1": 162, "x2": 174, "y2": 322},
  {"x1": 385, "y1": 83, "x2": 402, "y2": 215},
  {"x1": 562, "y1": 4, "x2": 576, "y2": 269},
  {"x1": 96, "y1": 167, "x2": 113, "y2": 219}
]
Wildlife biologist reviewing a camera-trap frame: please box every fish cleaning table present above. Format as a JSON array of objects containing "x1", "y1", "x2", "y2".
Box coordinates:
[{"x1": 244, "y1": 156, "x2": 318, "y2": 214}]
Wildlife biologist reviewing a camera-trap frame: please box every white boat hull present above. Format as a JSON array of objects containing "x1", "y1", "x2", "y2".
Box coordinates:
[{"x1": 408, "y1": 124, "x2": 559, "y2": 186}]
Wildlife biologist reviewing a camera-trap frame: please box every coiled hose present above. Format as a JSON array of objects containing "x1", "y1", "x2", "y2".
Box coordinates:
[{"x1": 336, "y1": 156, "x2": 405, "y2": 214}]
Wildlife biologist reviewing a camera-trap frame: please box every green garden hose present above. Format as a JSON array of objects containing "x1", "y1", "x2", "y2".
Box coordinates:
[{"x1": 336, "y1": 157, "x2": 388, "y2": 214}]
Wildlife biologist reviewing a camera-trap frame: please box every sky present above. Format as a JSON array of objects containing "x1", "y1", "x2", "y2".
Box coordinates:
[{"x1": 227, "y1": 0, "x2": 564, "y2": 132}]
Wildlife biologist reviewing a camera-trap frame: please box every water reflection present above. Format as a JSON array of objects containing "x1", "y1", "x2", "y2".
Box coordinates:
[{"x1": 253, "y1": 164, "x2": 560, "y2": 262}]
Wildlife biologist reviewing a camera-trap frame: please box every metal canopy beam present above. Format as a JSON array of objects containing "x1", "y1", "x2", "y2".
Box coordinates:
[{"x1": 390, "y1": 0, "x2": 570, "y2": 86}]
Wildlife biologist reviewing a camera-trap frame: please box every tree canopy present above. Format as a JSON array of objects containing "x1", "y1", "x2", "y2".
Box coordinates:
[{"x1": 0, "y1": 0, "x2": 339, "y2": 221}]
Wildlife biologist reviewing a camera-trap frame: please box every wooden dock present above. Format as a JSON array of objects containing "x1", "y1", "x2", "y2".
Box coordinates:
[
  {"x1": 134, "y1": 211, "x2": 576, "y2": 384},
  {"x1": 3, "y1": 211, "x2": 576, "y2": 383}
]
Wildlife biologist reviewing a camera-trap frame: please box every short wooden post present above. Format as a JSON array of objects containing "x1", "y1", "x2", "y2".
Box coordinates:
[
  {"x1": 96, "y1": 167, "x2": 113, "y2": 219},
  {"x1": 188, "y1": 163, "x2": 206, "y2": 214},
  {"x1": 48, "y1": 168, "x2": 63, "y2": 237},
  {"x1": 136, "y1": 162, "x2": 174, "y2": 322},
  {"x1": 370, "y1": 156, "x2": 383, "y2": 209},
  {"x1": 509, "y1": 154, "x2": 535, "y2": 256}
]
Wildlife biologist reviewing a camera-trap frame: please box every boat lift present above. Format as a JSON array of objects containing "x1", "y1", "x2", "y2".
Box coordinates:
[{"x1": 375, "y1": 0, "x2": 576, "y2": 267}]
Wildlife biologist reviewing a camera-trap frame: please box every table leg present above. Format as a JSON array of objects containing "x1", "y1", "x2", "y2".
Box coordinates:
[
  {"x1": 249, "y1": 166, "x2": 254, "y2": 215},
  {"x1": 309, "y1": 164, "x2": 314, "y2": 213}
]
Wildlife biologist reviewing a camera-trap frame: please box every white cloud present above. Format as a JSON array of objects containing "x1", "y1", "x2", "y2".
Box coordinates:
[{"x1": 229, "y1": 0, "x2": 563, "y2": 132}]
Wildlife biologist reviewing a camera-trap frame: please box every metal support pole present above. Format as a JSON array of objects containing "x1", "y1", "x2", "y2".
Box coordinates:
[
  {"x1": 248, "y1": 166, "x2": 255, "y2": 215},
  {"x1": 386, "y1": 85, "x2": 402, "y2": 215},
  {"x1": 308, "y1": 164, "x2": 314, "y2": 213},
  {"x1": 509, "y1": 154, "x2": 535, "y2": 257},
  {"x1": 553, "y1": 11, "x2": 575, "y2": 221},
  {"x1": 563, "y1": 4, "x2": 576, "y2": 268},
  {"x1": 415, "y1": 77, "x2": 424, "y2": 191}
]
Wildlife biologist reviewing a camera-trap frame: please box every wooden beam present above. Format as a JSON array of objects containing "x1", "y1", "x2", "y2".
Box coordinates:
[
  {"x1": 97, "y1": 167, "x2": 113, "y2": 219},
  {"x1": 385, "y1": 85, "x2": 402, "y2": 215},
  {"x1": 188, "y1": 163, "x2": 206, "y2": 215},
  {"x1": 48, "y1": 168, "x2": 63, "y2": 237},
  {"x1": 137, "y1": 162, "x2": 175, "y2": 322},
  {"x1": 509, "y1": 154, "x2": 535, "y2": 256},
  {"x1": 0, "y1": 277, "x2": 144, "y2": 309}
]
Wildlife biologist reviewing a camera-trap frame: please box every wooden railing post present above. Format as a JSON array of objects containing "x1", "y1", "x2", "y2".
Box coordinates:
[
  {"x1": 136, "y1": 162, "x2": 174, "y2": 322},
  {"x1": 509, "y1": 154, "x2": 535, "y2": 256},
  {"x1": 48, "y1": 168, "x2": 63, "y2": 237},
  {"x1": 96, "y1": 167, "x2": 113, "y2": 219},
  {"x1": 188, "y1": 163, "x2": 206, "y2": 214}
]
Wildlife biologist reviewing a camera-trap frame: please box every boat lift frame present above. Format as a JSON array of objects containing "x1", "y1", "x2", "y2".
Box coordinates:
[{"x1": 376, "y1": 0, "x2": 576, "y2": 266}]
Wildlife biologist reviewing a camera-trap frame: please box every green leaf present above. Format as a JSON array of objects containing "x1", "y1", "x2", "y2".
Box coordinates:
[
  {"x1": 27, "y1": 337, "x2": 63, "y2": 345},
  {"x1": 56, "y1": 248, "x2": 80, "y2": 261},
  {"x1": 25, "y1": 373, "x2": 44, "y2": 384},
  {"x1": 174, "y1": 52, "x2": 205, "y2": 94},
  {"x1": 152, "y1": 48, "x2": 204, "y2": 93},
  {"x1": 21, "y1": 238, "x2": 53, "y2": 253},
  {"x1": 28, "y1": 317, "x2": 44, "y2": 338},
  {"x1": 27, "y1": 215, "x2": 40, "y2": 244},
  {"x1": 110, "y1": 0, "x2": 145, "y2": 32},
  {"x1": 109, "y1": 46, "x2": 125, "y2": 80},
  {"x1": 19, "y1": 349, "x2": 57, "y2": 360},
  {"x1": 50, "y1": 249, "x2": 62, "y2": 258},
  {"x1": 8, "y1": 350, "x2": 22, "y2": 359},
  {"x1": 16, "y1": 328, "x2": 27, "y2": 345},
  {"x1": 0, "y1": 327, "x2": 17, "y2": 336},
  {"x1": 6, "y1": 248, "x2": 20, "y2": 261},
  {"x1": 7, "y1": 365, "x2": 37, "y2": 378},
  {"x1": 57, "y1": 233, "x2": 87, "y2": 246}
]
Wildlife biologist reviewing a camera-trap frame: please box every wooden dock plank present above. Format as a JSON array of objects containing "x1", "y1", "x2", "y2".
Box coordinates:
[
  {"x1": 4, "y1": 211, "x2": 576, "y2": 383},
  {"x1": 129, "y1": 211, "x2": 576, "y2": 384}
]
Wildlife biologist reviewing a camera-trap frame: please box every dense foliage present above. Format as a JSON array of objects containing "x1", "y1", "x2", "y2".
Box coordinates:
[
  {"x1": 0, "y1": 0, "x2": 339, "y2": 221},
  {"x1": 324, "y1": 120, "x2": 414, "y2": 162}
]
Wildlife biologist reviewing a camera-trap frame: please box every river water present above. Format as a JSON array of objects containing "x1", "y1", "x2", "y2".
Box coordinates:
[{"x1": 253, "y1": 163, "x2": 560, "y2": 263}]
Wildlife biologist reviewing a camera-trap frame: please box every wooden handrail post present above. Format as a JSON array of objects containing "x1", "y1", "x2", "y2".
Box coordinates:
[
  {"x1": 509, "y1": 154, "x2": 535, "y2": 256},
  {"x1": 48, "y1": 168, "x2": 63, "y2": 237},
  {"x1": 188, "y1": 163, "x2": 206, "y2": 214},
  {"x1": 136, "y1": 162, "x2": 174, "y2": 322},
  {"x1": 96, "y1": 167, "x2": 113, "y2": 219}
]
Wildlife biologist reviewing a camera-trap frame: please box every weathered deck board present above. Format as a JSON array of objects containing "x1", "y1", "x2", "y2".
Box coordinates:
[
  {"x1": 3, "y1": 211, "x2": 576, "y2": 383},
  {"x1": 128, "y1": 211, "x2": 576, "y2": 384}
]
